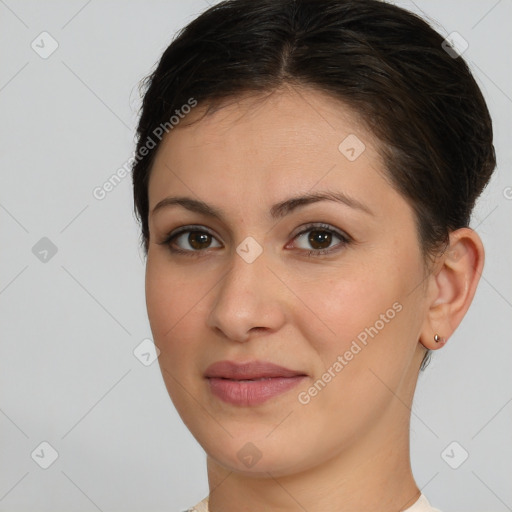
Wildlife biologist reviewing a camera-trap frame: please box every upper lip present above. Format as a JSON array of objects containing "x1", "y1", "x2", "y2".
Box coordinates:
[{"x1": 204, "y1": 360, "x2": 306, "y2": 380}]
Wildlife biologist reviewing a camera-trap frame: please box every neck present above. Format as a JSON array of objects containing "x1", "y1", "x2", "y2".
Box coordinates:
[{"x1": 206, "y1": 401, "x2": 420, "y2": 512}]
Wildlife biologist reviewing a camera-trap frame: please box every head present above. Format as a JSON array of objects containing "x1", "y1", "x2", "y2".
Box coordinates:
[{"x1": 132, "y1": 0, "x2": 495, "y2": 476}]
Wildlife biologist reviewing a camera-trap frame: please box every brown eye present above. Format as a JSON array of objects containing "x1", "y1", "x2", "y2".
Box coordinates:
[
  {"x1": 291, "y1": 223, "x2": 350, "y2": 256},
  {"x1": 188, "y1": 231, "x2": 213, "y2": 250},
  {"x1": 307, "y1": 230, "x2": 333, "y2": 250},
  {"x1": 164, "y1": 227, "x2": 222, "y2": 253}
]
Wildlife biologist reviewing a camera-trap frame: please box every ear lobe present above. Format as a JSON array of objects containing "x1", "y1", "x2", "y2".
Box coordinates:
[{"x1": 419, "y1": 228, "x2": 485, "y2": 351}]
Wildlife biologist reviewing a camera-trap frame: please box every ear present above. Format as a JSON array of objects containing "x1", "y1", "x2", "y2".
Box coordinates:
[{"x1": 419, "y1": 228, "x2": 485, "y2": 351}]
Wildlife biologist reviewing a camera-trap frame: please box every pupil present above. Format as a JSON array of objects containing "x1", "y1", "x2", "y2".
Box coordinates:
[
  {"x1": 189, "y1": 231, "x2": 211, "y2": 249},
  {"x1": 308, "y1": 230, "x2": 332, "y2": 250}
]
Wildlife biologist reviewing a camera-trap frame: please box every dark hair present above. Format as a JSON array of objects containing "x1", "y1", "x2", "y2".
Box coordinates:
[{"x1": 131, "y1": 0, "x2": 496, "y2": 369}]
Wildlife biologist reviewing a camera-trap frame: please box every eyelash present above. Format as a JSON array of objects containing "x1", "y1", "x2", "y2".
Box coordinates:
[{"x1": 159, "y1": 223, "x2": 352, "y2": 258}]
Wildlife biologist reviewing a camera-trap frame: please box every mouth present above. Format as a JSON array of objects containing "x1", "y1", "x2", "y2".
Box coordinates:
[{"x1": 204, "y1": 360, "x2": 308, "y2": 406}]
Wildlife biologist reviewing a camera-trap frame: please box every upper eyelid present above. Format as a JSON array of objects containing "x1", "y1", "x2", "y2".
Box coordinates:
[
  {"x1": 292, "y1": 223, "x2": 349, "y2": 240},
  {"x1": 170, "y1": 224, "x2": 214, "y2": 235},
  {"x1": 163, "y1": 225, "x2": 218, "y2": 245}
]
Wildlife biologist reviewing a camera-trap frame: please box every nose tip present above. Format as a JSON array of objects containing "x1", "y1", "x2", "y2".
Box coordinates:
[{"x1": 206, "y1": 253, "x2": 286, "y2": 343}]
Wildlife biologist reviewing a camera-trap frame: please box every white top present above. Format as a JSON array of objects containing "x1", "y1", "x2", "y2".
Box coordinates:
[{"x1": 185, "y1": 493, "x2": 442, "y2": 512}]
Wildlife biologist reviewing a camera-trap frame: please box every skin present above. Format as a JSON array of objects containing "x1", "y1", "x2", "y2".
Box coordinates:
[{"x1": 144, "y1": 85, "x2": 484, "y2": 512}]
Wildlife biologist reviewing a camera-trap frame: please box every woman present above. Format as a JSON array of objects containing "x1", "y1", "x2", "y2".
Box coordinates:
[{"x1": 131, "y1": 0, "x2": 496, "y2": 510}]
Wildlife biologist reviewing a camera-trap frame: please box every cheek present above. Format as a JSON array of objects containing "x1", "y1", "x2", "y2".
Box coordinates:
[
  {"x1": 145, "y1": 256, "x2": 207, "y2": 415},
  {"x1": 145, "y1": 259, "x2": 174, "y2": 342},
  {"x1": 145, "y1": 252, "x2": 203, "y2": 335},
  {"x1": 145, "y1": 254, "x2": 201, "y2": 360},
  {"x1": 290, "y1": 269, "x2": 397, "y2": 348},
  {"x1": 288, "y1": 268, "x2": 421, "y2": 439},
  {"x1": 290, "y1": 250, "x2": 423, "y2": 376}
]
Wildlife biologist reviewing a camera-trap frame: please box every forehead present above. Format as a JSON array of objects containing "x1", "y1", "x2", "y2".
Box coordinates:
[
  {"x1": 147, "y1": 85, "x2": 395, "y2": 217},
  {"x1": 165, "y1": 85, "x2": 374, "y2": 155}
]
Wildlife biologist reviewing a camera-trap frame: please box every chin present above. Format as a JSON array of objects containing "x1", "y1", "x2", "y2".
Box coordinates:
[{"x1": 200, "y1": 432, "x2": 320, "y2": 478}]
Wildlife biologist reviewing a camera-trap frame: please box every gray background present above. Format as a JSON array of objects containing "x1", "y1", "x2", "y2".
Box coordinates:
[{"x1": 0, "y1": 1, "x2": 511, "y2": 511}]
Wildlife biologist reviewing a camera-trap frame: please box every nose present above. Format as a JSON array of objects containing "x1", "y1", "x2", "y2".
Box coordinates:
[{"x1": 206, "y1": 248, "x2": 287, "y2": 343}]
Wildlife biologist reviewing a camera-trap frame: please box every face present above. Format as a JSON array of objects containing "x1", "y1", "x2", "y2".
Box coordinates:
[{"x1": 145, "y1": 86, "x2": 429, "y2": 477}]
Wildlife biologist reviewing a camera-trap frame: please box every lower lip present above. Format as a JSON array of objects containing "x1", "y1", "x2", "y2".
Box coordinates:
[{"x1": 207, "y1": 376, "x2": 306, "y2": 406}]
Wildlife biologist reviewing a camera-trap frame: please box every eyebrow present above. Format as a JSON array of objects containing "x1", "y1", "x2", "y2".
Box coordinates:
[{"x1": 150, "y1": 191, "x2": 374, "y2": 221}]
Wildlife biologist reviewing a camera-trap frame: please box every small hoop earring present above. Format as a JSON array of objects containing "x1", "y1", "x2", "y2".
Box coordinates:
[{"x1": 434, "y1": 334, "x2": 444, "y2": 343}]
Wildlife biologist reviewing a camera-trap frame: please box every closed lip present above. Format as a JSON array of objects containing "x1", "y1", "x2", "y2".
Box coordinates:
[{"x1": 204, "y1": 360, "x2": 307, "y2": 380}]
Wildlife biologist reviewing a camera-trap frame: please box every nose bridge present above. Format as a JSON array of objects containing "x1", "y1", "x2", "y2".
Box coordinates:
[{"x1": 206, "y1": 244, "x2": 285, "y2": 342}]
